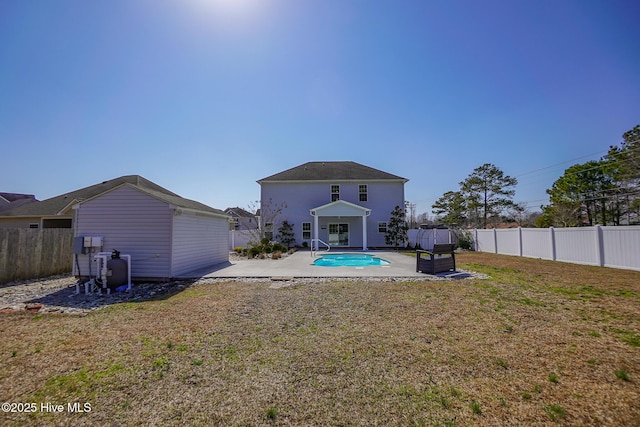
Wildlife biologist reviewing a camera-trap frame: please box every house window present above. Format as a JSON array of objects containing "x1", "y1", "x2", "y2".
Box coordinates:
[
  {"x1": 378, "y1": 222, "x2": 387, "y2": 233},
  {"x1": 302, "y1": 222, "x2": 311, "y2": 240},
  {"x1": 29, "y1": 223, "x2": 39, "y2": 229},
  {"x1": 331, "y1": 185, "x2": 340, "y2": 201},
  {"x1": 264, "y1": 222, "x2": 273, "y2": 240},
  {"x1": 359, "y1": 184, "x2": 368, "y2": 202}
]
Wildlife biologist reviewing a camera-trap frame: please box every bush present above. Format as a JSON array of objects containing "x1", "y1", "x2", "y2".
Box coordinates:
[
  {"x1": 272, "y1": 242, "x2": 287, "y2": 253},
  {"x1": 233, "y1": 246, "x2": 243, "y2": 254},
  {"x1": 456, "y1": 230, "x2": 473, "y2": 250},
  {"x1": 248, "y1": 246, "x2": 262, "y2": 258},
  {"x1": 272, "y1": 251, "x2": 282, "y2": 260},
  {"x1": 246, "y1": 239, "x2": 288, "y2": 259}
]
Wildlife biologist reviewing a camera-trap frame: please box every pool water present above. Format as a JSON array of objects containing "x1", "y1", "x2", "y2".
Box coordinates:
[{"x1": 313, "y1": 253, "x2": 390, "y2": 267}]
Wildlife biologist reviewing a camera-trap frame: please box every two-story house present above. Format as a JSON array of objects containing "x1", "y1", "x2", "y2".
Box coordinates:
[{"x1": 257, "y1": 161, "x2": 408, "y2": 250}]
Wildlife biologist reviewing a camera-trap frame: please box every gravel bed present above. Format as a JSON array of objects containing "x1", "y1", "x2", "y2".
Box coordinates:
[{"x1": 0, "y1": 259, "x2": 486, "y2": 315}]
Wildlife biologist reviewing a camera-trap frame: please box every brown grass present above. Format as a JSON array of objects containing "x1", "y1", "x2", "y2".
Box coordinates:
[{"x1": 1, "y1": 252, "x2": 639, "y2": 426}]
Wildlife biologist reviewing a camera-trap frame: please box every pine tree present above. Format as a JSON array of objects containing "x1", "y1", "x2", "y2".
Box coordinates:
[
  {"x1": 385, "y1": 205, "x2": 408, "y2": 250},
  {"x1": 277, "y1": 220, "x2": 296, "y2": 249}
]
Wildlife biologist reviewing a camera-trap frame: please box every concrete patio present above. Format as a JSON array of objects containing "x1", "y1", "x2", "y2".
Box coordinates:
[{"x1": 177, "y1": 250, "x2": 467, "y2": 279}]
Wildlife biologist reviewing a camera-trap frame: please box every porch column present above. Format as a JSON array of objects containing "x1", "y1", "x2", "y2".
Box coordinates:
[
  {"x1": 313, "y1": 213, "x2": 319, "y2": 251},
  {"x1": 362, "y1": 214, "x2": 368, "y2": 250}
]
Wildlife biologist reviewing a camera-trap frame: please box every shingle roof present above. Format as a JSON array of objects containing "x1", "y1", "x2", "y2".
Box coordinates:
[
  {"x1": 257, "y1": 161, "x2": 408, "y2": 183},
  {"x1": 0, "y1": 193, "x2": 37, "y2": 212},
  {"x1": 225, "y1": 207, "x2": 255, "y2": 218},
  {"x1": 0, "y1": 175, "x2": 227, "y2": 218}
]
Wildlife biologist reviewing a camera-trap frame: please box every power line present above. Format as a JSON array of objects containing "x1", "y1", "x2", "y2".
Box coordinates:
[
  {"x1": 514, "y1": 140, "x2": 640, "y2": 181},
  {"x1": 514, "y1": 149, "x2": 609, "y2": 178}
]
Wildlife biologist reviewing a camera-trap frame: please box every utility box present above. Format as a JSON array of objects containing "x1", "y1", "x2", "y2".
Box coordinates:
[{"x1": 73, "y1": 235, "x2": 104, "y2": 254}]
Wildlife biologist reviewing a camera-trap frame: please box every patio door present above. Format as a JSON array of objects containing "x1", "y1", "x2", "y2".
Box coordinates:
[{"x1": 329, "y1": 223, "x2": 349, "y2": 246}]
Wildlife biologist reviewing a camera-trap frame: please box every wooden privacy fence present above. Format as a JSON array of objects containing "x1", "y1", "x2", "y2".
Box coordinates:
[
  {"x1": 472, "y1": 225, "x2": 640, "y2": 271},
  {"x1": 0, "y1": 228, "x2": 74, "y2": 284}
]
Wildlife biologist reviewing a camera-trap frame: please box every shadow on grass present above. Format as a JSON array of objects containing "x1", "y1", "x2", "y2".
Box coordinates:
[
  {"x1": 430, "y1": 271, "x2": 475, "y2": 280},
  {"x1": 25, "y1": 279, "x2": 199, "y2": 312}
]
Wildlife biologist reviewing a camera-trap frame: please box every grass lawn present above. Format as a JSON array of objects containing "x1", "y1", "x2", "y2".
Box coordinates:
[{"x1": 1, "y1": 252, "x2": 639, "y2": 426}]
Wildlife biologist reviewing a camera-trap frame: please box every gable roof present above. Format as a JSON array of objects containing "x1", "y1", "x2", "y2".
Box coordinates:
[
  {"x1": 257, "y1": 161, "x2": 408, "y2": 183},
  {"x1": 310, "y1": 199, "x2": 372, "y2": 216},
  {"x1": 0, "y1": 175, "x2": 226, "y2": 218},
  {"x1": 225, "y1": 207, "x2": 255, "y2": 218},
  {"x1": 0, "y1": 193, "x2": 37, "y2": 212}
]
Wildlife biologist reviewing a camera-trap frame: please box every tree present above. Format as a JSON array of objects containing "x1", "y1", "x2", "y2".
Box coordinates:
[
  {"x1": 432, "y1": 191, "x2": 467, "y2": 226},
  {"x1": 276, "y1": 220, "x2": 296, "y2": 249},
  {"x1": 546, "y1": 161, "x2": 615, "y2": 226},
  {"x1": 244, "y1": 198, "x2": 287, "y2": 244},
  {"x1": 603, "y1": 124, "x2": 640, "y2": 224},
  {"x1": 459, "y1": 163, "x2": 518, "y2": 228},
  {"x1": 385, "y1": 205, "x2": 408, "y2": 249}
]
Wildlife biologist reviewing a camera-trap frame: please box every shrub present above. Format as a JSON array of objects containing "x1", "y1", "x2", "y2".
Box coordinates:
[
  {"x1": 248, "y1": 246, "x2": 262, "y2": 258},
  {"x1": 455, "y1": 229, "x2": 474, "y2": 250},
  {"x1": 233, "y1": 246, "x2": 243, "y2": 254},
  {"x1": 272, "y1": 243, "x2": 287, "y2": 253},
  {"x1": 272, "y1": 251, "x2": 282, "y2": 260}
]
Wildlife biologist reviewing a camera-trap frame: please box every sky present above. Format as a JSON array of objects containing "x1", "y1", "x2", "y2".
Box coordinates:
[{"x1": 1, "y1": 0, "x2": 639, "y2": 218}]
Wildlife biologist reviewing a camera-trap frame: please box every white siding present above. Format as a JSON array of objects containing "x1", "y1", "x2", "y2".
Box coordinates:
[
  {"x1": 74, "y1": 186, "x2": 173, "y2": 279},
  {"x1": 171, "y1": 212, "x2": 229, "y2": 276}
]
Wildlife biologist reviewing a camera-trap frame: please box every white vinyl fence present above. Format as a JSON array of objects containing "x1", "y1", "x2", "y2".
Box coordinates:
[
  {"x1": 229, "y1": 229, "x2": 255, "y2": 250},
  {"x1": 472, "y1": 226, "x2": 640, "y2": 271},
  {"x1": 408, "y1": 228, "x2": 453, "y2": 250},
  {"x1": 231, "y1": 228, "x2": 454, "y2": 251}
]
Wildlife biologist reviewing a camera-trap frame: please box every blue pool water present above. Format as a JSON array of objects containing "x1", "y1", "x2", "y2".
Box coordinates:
[{"x1": 313, "y1": 253, "x2": 390, "y2": 267}]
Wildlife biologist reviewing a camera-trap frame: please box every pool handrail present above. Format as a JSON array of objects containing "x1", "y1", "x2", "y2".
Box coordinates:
[{"x1": 311, "y1": 239, "x2": 331, "y2": 257}]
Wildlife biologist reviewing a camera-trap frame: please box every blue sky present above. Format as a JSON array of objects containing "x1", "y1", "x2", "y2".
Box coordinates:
[{"x1": 1, "y1": 0, "x2": 638, "y2": 218}]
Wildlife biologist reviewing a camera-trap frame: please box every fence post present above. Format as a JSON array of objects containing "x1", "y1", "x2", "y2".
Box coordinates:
[
  {"x1": 473, "y1": 229, "x2": 478, "y2": 251},
  {"x1": 493, "y1": 228, "x2": 498, "y2": 254},
  {"x1": 518, "y1": 227, "x2": 523, "y2": 257},
  {"x1": 549, "y1": 227, "x2": 556, "y2": 261},
  {"x1": 595, "y1": 225, "x2": 605, "y2": 267}
]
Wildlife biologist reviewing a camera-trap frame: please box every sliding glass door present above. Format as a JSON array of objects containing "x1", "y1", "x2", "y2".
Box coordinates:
[{"x1": 328, "y1": 223, "x2": 349, "y2": 246}]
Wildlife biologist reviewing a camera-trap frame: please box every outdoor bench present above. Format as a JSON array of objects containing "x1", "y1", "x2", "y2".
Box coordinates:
[{"x1": 416, "y1": 244, "x2": 456, "y2": 274}]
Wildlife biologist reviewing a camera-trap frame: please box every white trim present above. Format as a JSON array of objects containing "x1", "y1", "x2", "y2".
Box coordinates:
[{"x1": 309, "y1": 200, "x2": 370, "y2": 250}]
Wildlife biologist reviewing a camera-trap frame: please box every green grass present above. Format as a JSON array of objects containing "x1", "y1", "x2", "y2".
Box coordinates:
[
  {"x1": 615, "y1": 369, "x2": 630, "y2": 381},
  {"x1": 470, "y1": 400, "x2": 482, "y2": 415},
  {"x1": 613, "y1": 328, "x2": 640, "y2": 347},
  {"x1": 544, "y1": 404, "x2": 566, "y2": 421}
]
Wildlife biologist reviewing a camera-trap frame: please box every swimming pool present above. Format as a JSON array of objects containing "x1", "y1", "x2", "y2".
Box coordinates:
[{"x1": 313, "y1": 253, "x2": 390, "y2": 267}]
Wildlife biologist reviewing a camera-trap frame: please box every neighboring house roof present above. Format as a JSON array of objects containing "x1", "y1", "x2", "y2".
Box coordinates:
[
  {"x1": 0, "y1": 193, "x2": 38, "y2": 212},
  {"x1": 257, "y1": 161, "x2": 408, "y2": 183},
  {"x1": 225, "y1": 207, "x2": 255, "y2": 218},
  {"x1": 0, "y1": 175, "x2": 227, "y2": 218}
]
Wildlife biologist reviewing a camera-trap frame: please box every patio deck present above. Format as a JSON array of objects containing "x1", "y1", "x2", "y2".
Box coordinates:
[{"x1": 176, "y1": 251, "x2": 466, "y2": 279}]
